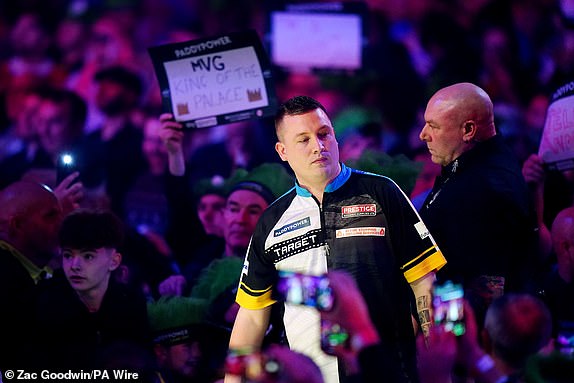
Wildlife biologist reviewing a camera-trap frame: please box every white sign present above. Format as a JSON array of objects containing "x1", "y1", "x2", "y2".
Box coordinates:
[
  {"x1": 164, "y1": 46, "x2": 269, "y2": 122},
  {"x1": 538, "y1": 94, "x2": 574, "y2": 170}
]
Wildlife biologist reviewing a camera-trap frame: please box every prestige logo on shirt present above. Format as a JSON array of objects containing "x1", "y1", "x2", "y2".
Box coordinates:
[{"x1": 341, "y1": 204, "x2": 377, "y2": 218}]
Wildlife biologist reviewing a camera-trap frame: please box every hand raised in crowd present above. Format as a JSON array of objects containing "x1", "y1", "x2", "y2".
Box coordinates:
[
  {"x1": 158, "y1": 274, "x2": 187, "y2": 296},
  {"x1": 321, "y1": 271, "x2": 380, "y2": 353},
  {"x1": 252, "y1": 345, "x2": 325, "y2": 383},
  {"x1": 522, "y1": 153, "x2": 546, "y2": 185},
  {"x1": 416, "y1": 325, "x2": 457, "y2": 383},
  {"x1": 417, "y1": 300, "x2": 507, "y2": 383},
  {"x1": 159, "y1": 113, "x2": 186, "y2": 176},
  {"x1": 52, "y1": 171, "x2": 84, "y2": 214}
]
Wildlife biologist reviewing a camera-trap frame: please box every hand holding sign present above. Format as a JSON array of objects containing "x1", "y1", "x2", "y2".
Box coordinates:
[
  {"x1": 538, "y1": 81, "x2": 574, "y2": 171},
  {"x1": 148, "y1": 30, "x2": 277, "y2": 129}
]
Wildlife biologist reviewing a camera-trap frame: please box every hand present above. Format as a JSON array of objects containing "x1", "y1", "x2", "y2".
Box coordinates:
[
  {"x1": 250, "y1": 345, "x2": 324, "y2": 383},
  {"x1": 159, "y1": 113, "x2": 184, "y2": 155},
  {"x1": 456, "y1": 300, "x2": 483, "y2": 367},
  {"x1": 53, "y1": 172, "x2": 84, "y2": 214},
  {"x1": 522, "y1": 154, "x2": 545, "y2": 185},
  {"x1": 158, "y1": 275, "x2": 187, "y2": 296},
  {"x1": 321, "y1": 270, "x2": 379, "y2": 356},
  {"x1": 159, "y1": 113, "x2": 186, "y2": 176},
  {"x1": 322, "y1": 271, "x2": 375, "y2": 336},
  {"x1": 417, "y1": 325, "x2": 457, "y2": 383}
]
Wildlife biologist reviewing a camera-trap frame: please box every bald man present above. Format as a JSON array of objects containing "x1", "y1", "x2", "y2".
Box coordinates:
[
  {"x1": 419, "y1": 83, "x2": 538, "y2": 323},
  {"x1": 0, "y1": 181, "x2": 63, "y2": 369},
  {"x1": 540, "y1": 207, "x2": 574, "y2": 330}
]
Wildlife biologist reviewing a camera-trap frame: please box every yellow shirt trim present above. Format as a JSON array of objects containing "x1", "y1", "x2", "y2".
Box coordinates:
[
  {"x1": 403, "y1": 250, "x2": 447, "y2": 283},
  {"x1": 236, "y1": 283, "x2": 275, "y2": 310},
  {"x1": 401, "y1": 246, "x2": 436, "y2": 270}
]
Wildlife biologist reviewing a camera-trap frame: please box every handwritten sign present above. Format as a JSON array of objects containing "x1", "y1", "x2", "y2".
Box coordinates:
[
  {"x1": 148, "y1": 30, "x2": 277, "y2": 128},
  {"x1": 539, "y1": 81, "x2": 574, "y2": 171}
]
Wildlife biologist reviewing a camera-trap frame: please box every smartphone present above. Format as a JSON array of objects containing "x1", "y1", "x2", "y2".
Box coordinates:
[
  {"x1": 56, "y1": 152, "x2": 78, "y2": 184},
  {"x1": 433, "y1": 281, "x2": 465, "y2": 336},
  {"x1": 556, "y1": 321, "x2": 574, "y2": 355},
  {"x1": 276, "y1": 270, "x2": 334, "y2": 311},
  {"x1": 225, "y1": 348, "x2": 280, "y2": 380},
  {"x1": 320, "y1": 318, "x2": 350, "y2": 355}
]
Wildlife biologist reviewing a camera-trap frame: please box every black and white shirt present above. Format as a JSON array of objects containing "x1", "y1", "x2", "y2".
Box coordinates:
[{"x1": 237, "y1": 163, "x2": 446, "y2": 383}]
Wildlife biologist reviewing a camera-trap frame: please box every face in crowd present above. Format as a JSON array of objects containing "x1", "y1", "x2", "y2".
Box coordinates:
[
  {"x1": 197, "y1": 193, "x2": 226, "y2": 238},
  {"x1": 222, "y1": 189, "x2": 268, "y2": 256},
  {"x1": 62, "y1": 247, "x2": 121, "y2": 296}
]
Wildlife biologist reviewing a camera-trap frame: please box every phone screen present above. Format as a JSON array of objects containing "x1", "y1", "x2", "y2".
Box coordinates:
[
  {"x1": 320, "y1": 318, "x2": 349, "y2": 355},
  {"x1": 276, "y1": 271, "x2": 334, "y2": 311},
  {"x1": 433, "y1": 281, "x2": 465, "y2": 336}
]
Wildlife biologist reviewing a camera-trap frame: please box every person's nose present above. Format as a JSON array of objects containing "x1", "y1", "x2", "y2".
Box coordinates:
[
  {"x1": 419, "y1": 124, "x2": 430, "y2": 142},
  {"x1": 312, "y1": 136, "x2": 325, "y2": 154},
  {"x1": 69, "y1": 256, "x2": 81, "y2": 270},
  {"x1": 236, "y1": 208, "x2": 250, "y2": 224}
]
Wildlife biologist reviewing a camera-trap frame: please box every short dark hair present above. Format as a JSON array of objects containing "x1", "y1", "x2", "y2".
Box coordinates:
[
  {"x1": 94, "y1": 66, "x2": 142, "y2": 97},
  {"x1": 485, "y1": 293, "x2": 552, "y2": 369},
  {"x1": 274, "y1": 95, "x2": 328, "y2": 139},
  {"x1": 59, "y1": 209, "x2": 125, "y2": 250}
]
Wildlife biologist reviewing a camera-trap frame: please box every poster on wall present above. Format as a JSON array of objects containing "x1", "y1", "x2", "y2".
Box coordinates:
[
  {"x1": 148, "y1": 30, "x2": 278, "y2": 129},
  {"x1": 538, "y1": 81, "x2": 574, "y2": 171}
]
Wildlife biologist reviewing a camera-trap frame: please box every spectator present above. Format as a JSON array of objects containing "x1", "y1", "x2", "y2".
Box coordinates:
[
  {"x1": 0, "y1": 180, "x2": 63, "y2": 369},
  {"x1": 482, "y1": 293, "x2": 553, "y2": 380},
  {"x1": 0, "y1": 86, "x2": 86, "y2": 213},
  {"x1": 539, "y1": 206, "x2": 574, "y2": 332},
  {"x1": 159, "y1": 163, "x2": 292, "y2": 296},
  {"x1": 81, "y1": 65, "x2": 146, "y2": 216},
  {"x1": 418, "y1": 82, "x2": 539, "y2": 326},
  {"x1": 148, "y1": 296, "x2": 228, "y2": 383},
  {"x1": 35, "y1": 209, "x2": 150, "y2": 369}
]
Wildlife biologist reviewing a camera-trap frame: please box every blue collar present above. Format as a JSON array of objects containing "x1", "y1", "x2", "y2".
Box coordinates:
[{"x1": 295, "y1": 163, "x2": 351, "y2": 197}]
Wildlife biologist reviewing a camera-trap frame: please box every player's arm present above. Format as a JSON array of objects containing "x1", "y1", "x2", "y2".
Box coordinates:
[
  {"x1": 229, "y1": 305, "x2": 271, "y2": 349},
  {"x1": 409, "y1": 272, "x2": 436, "y2": 338},
  {"x1": 225, "y1": 305, "x2": 272, "y2": 383}
]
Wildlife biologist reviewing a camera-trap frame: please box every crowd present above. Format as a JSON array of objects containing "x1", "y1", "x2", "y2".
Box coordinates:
[{"x1": 1, "y1": 0, "x2": 574, "y2": 382}]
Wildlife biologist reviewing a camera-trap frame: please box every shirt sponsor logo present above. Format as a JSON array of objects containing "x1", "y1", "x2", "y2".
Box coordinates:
[
  {"x1": 274, "y1": 217, "x2": 311, "y2": 237},
  {"x1": 414, "y1": 221, "x2": 430, "y2": 239},
  {"x1": 242, "y1": 259, "x2": 249, "y2": 276},
  {"x1": 336, "y1": 227, "x2": 386, "y2": 238},
  {"x1": 341, "y1": 204, "x2": 377, "y2": 218},
  {"x1": 266, "y1": 229, "x2": 323, "y2": 260}
]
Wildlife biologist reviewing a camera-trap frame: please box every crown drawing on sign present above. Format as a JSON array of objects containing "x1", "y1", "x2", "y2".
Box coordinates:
[
  {"x1": 247, "y1": 88, "x2": 262, "y2": 102},
  {"x1": 176, "y1": 103, "x2": 189, "y2": 115}
]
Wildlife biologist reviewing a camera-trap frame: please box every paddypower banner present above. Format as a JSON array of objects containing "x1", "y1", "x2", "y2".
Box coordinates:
[
  {"x1": 539, "y1": 81, "x2": 574, "y2": 171},
  {"x1": 148, "y1": 30, "x2": 278, "y2": 128}
]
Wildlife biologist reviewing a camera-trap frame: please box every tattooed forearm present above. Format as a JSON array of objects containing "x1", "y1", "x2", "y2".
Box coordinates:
[{"x1": 417, "y1": 295, "x2": 432, "y2": 337}]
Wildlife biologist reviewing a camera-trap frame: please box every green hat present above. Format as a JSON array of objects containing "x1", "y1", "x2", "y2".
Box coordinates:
[
  {"x1": 190, "y1": 256, "x2": 244, "y2": 303},
  {"x1": 226, "y1": 163, "x2": 294, "y2": 203},
  {"x1": 193, "y1": 174, "x2": 229, "y2": 200},
  {"x1": 147, "y1": 296, "x2": 209, "y2": 346},
  {"x1": 347, "y1": 150, "x2": 422, "y2": 196}
]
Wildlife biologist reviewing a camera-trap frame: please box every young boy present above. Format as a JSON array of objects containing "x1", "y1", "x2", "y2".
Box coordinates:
[{"x1": 35, "y1": 209, "x2": 151, "y2": 370}]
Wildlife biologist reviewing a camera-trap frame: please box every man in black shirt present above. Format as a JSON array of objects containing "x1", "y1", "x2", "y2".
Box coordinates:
[{"x1": 419, "y1": 82, "x2": 538, "y2": 324}]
